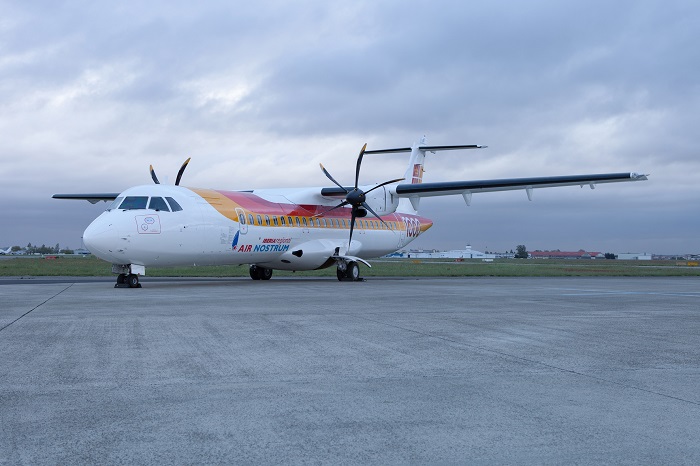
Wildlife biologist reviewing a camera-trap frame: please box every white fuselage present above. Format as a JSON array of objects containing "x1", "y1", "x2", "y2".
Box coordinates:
[{"x1": 83, "y1": 184, "x2": 431, "y2": 271}]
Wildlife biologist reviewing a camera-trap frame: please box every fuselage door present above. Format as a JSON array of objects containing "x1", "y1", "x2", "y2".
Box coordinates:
[
  {"x1": 235, "y1": 208, "x2": 248, "y2": 234},
  {"x1": 398, "y1": 215, "x2": 407, "y2": 247}
]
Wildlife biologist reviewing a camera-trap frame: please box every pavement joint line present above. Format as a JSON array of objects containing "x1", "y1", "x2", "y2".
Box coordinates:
[
  {"x1": 545, "y1": 287, "x2": 700, "y2": 297},
  {"x1": 0, "y1": 283, "x2": 74, "y2": 333},
  {"x1": 346, "y1": 313, "x2": 700, "y2": 407}
]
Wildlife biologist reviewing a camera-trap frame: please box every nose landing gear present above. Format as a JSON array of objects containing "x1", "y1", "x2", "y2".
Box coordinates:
[
  {"x1": 113, "y1": 264, "x2": 144, "y2": 288},
  {"x1": 115, "y1": 273, "x2": 141, "y2": 288}
]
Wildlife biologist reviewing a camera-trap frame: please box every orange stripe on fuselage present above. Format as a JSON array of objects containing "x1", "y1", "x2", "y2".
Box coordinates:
[{"x1": 190, "y1": 188, "x2": 433, "y2": 232}]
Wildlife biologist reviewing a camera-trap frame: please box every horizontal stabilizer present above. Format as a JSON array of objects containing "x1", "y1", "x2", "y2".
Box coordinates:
[{"x1": 365, "y1": 144, "x2": 486, "y2": 154}]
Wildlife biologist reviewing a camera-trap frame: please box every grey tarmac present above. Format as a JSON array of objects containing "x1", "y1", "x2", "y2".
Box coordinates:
[{"x1": 1, "y1": 276, "x2": 699, "y2": 464}]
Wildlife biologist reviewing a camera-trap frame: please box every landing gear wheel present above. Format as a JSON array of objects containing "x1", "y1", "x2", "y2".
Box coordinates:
[
  {"x1": 260, "y1": 267, "x2": 273, "y2": 280},
  {"x1": 127, "y1": 274, "x2": 140, "y2": 288},
  {"x1": 250, "y1": 265, "x2": 273, "y2": 280},
  {"x1": 348, "y1": 261, "x2": 360, "y2": 281},
  {"x1": 337, "y1": 261, "x2": 361, "y2": 281},
  {"x1": 116, "y1": 274, "x2": 127, "y2": 285}
]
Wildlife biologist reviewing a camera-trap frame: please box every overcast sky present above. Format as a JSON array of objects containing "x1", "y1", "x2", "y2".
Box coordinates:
[{"x1": 1, "y1": 0, "x2": 697, "y2": 254}]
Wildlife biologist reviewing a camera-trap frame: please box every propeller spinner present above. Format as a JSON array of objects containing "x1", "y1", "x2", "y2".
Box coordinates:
[
  {"x1": 149, "y1": 157, "x2": 191, "y2": 186},
  {"x1": 319, "y1": 143, "x2": 403, "y2": 249}
]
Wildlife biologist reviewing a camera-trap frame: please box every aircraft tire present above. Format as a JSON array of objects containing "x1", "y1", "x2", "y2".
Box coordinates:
[
  {"x1": 127, "y1": 274, "x2": 139, "y2": 288},
  {"x1": 348, "y1": 261, "x2": 360, "y2": 281},
  {"x1": 336, "y1": 267, "x2": 345, "y2": 281},
  {"x1": 116, "y1": 273, "x2": 127, "y2": 285},
  {"x1": 249, "y1": 265, "x2": 261, "y2": 280},
  {"x1": 260, "y1": 267, "x2": 273, "y2": 280}
]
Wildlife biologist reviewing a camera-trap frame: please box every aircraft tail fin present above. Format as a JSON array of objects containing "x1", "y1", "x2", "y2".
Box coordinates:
[
  {"x1": 398, "y1": 138, "x2": 429, "y2": 213},
  {"x1": 364, "y1": 137, "x2": 487, "y2": 213}
]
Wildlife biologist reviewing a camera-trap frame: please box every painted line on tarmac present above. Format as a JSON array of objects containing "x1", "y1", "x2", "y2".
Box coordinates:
[
  {"x1": 0, "y1": 283, "x2": 74, "y2": 332},
  {"x1": 547, "y1": 287, "x2": 700, "y2": 298}
]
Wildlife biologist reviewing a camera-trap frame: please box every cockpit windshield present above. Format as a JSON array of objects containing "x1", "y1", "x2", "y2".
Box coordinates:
[
  {"x1": 106, "y1": 197, "x2": 124, "y2": 211},
  {"x1": 113, "y1": 196, "x2": 183, "y2": 211},
  {"x1": 118, "y1": 196, "x2": 149, "y2": 210},
  {"x1": 165, "y1": 197, "x2": 183, "y2": 212},
  {"x1": 148, "y1": 197, "x2": 170, "y2": 211}
]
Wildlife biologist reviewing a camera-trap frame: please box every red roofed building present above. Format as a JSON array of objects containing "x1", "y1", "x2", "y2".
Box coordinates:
[{"x1": 529, "y1": 250, "x2": 603, "y2": 259}]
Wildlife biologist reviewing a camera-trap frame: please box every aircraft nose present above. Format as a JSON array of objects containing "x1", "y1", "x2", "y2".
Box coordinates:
[{"x1": 83, "y1": 217, "x2": 117, "y2": 259}]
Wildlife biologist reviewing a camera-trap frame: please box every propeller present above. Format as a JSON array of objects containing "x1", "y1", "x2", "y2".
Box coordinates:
[
  {"x1": 318, "y1": 143, "x2": 404, "y2": 249},
  {"x1": 149, "y1": 157, "x2": 191, "y2": 186}
]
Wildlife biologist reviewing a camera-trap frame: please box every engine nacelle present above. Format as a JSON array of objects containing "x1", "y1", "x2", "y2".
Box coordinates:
[{"x1": 363, "y1": 185, "x2": 399, "y2": 216}]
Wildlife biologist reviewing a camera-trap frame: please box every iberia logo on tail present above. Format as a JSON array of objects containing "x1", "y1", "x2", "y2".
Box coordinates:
[{"x1": 412, "y1": 164, "x2": 424, "y2": 184}]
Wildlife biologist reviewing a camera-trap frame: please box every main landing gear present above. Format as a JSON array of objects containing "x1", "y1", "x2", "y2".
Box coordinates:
[
  {"x1": 249, "y1": 265, "x2": 273, "y2": 280},
  {"x1": 115, "y1": 273, "x2": 141, "y2": 288},
  {"x1": 336, "y1": 260, "x2": 362, "y2": 281}
]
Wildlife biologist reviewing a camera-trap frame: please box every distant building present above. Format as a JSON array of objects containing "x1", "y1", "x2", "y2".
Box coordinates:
[
  {"x1": 529, "y1": 250, "x2": 604, "y2": 260},
  {"x1": 616, "y1": 252, "x2": 652, "y2": 260},
  {"x1": 391, "y1": 245, "x2": 497, "y2": 260}
]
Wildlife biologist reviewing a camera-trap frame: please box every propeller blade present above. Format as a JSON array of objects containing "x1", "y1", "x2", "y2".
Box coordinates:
[
  {"x1": 348, "y1": 209, "x2": 357, "y2": 250},
  {"x1": 150, "y1": 165, "x2": 161, "y2": 184},
  {"x1": 361, "y1": 202, "x2": 391, "y2": 230},
  {"x1": 320, "y1": 163, "x2": 348, "y2": 192},
  {"x1": 364, "y1": 177, "x2": 405, "y2": 195},
  {"x1": 311, "y1": 201, "x2": 349, "y2": 218},
  {"x1": 354, "y1": 143, "x2": 367, "y2": 190},
  {"x1": 175, "y1": 157, "x2": 191, "y2": 186}
]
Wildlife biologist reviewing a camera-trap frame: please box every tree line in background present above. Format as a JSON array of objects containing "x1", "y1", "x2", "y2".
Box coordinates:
[{"x1": 8, "y1": 243, "x2": 74, "y2": 255}]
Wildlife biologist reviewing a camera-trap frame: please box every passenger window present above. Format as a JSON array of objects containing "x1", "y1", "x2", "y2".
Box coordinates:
[
  {"x1": 265, "y1": 215, "x2": 270, "y2": 226},
  {"x1": 273, "y1": 216, "x2": 278, "y2": 226},
  {"x1": 119, "y1": 196, "x2": 148, "y2": 210},
  {"x1": 280, "y1": 216, "x2": 286, "y2": 226},
  {"x1": 302, "y1": 217, "x2": 308, "y2": 227},
  {"x1": 239, "y1": 213, "x2": 246, "y2": 225},
  {"x1": 288, "y1": 216, "x2": 293, "y2": 226},
  {"x1": 257, "y1": 215, "x2": 262, "y2": 225},
  {"x1": 148, "y1": 197, "x2": 170, "y2": 212},
  {"x1": 322, "y1": 218, "x2": 327, "y2": 228},
  {"x1": 165, "y1": 197, "x2": 183, "y2": 212},
  {"x1": 248, "y1": 214, "x2": 254, "y2": 225},
  {"x1": 107, "y1": 197, "x2": 123, "y2": 211},
  {"x1": 295, "y1": 217, "x2": 300, "y2": 227}
]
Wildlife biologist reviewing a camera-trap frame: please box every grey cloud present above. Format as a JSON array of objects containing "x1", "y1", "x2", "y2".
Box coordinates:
[{"x1": 0, "y1": 0, "x2": 697, "y2": 253}]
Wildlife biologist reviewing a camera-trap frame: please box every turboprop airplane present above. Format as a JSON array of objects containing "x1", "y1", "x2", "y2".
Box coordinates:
[{"x1": 53, "y1": 137, "x2": 648, "y2": 287}]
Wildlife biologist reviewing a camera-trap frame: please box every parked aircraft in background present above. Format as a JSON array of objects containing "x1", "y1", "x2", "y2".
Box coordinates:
[{"x1": 54, "y1": 137, "x2": 648, "y2": 287}]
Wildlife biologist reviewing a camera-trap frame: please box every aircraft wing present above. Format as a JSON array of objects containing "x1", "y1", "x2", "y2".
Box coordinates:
[
  {"x1": 394, "y1": 172, "x2": 648, "y2": 199},
  {"x1": 52, "y1": 193, "x2": 120, "y2": 204}
]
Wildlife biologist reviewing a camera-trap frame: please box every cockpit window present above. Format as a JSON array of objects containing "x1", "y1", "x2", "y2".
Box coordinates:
[
  {"x1": 107, "y1": 197, "x2": 124, "y2": 211},
  {"x1": 165, "y1": 197, "x2": 183, "y2": 212},
  {"x1": 148, "y1": 197, "x2": 170, "y2": 212},
  {"x1": 119, "y1": 196, "x2": 148, "y2": 210}
]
